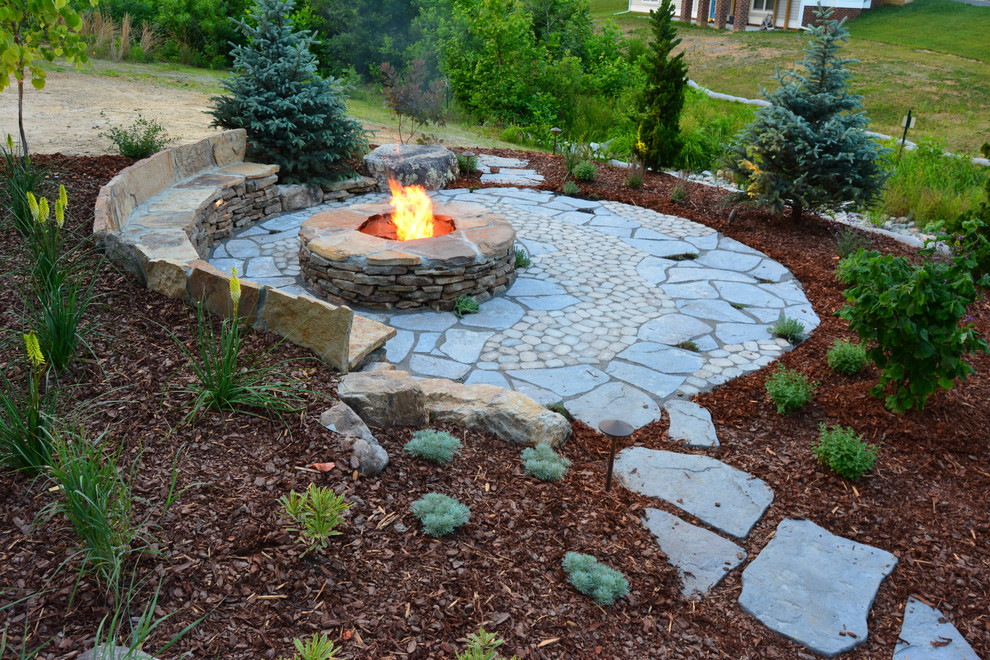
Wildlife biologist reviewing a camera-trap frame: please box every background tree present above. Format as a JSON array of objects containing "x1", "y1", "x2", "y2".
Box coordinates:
[
  {"x1": 635, "y1": 0, "x2": 687, "y2": 169},
  {"x1": 0, "y1": 0, "x2": 99, "y2": 155},
  {"x1": 208, "y1": 0, "x2": 366, "y2": 183},
  {"x1": 724, "y1": 6, "x2": 888, "y2": 221}
]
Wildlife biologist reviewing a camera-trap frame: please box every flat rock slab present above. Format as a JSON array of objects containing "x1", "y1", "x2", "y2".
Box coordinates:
[
  {"x1": 643, "y1": 508, "x2": 745, "y2": 598},
  {"x1": 739, "y1": 519, "x2": 898, "y2": 658},
  {"x1": 567, "y1": 381, "x2": 661, "y2": 430},
  {"x1": 613, "y1": 447, "x2": 773, "y2": 539},
  {"x1": 893, "y1": 597, "x2": 981, "y2": 660},
  {"x1": 664, "y1": 400, "x2": 719, "y2": 447}
]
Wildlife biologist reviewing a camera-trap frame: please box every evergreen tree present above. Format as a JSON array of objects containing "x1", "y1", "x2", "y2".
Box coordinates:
[
  {"x1": 209, "y1": 0, "x2": 366, "y2": 183},
  {"x1": 635, "y1": 0, "x2": 687, "y2": 169},
  {"x1": 725, "y1": 5, "x2": 888, "y2": 221}
]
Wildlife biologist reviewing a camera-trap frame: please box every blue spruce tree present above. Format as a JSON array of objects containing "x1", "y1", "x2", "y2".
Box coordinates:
[
  {"x1": 209, "y1": 0, "x2": 367, "y2": 183},
  {"x1": 725, "y1": 6, "x2": 888, "y2": 222}
]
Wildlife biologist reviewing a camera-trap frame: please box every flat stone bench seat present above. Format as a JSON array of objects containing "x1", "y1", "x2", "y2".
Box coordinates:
[{"x1": 95, "y1": 130, "x2": 394, "y2": 372}]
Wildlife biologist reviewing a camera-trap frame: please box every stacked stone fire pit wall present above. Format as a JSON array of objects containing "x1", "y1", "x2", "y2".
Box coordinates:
[{"x1": 92, "y1": 130, "x2": 393, "y2": 372}]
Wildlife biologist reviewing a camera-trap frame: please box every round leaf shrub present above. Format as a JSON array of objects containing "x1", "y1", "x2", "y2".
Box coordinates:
[
  {"x1": 812, "y1": 424, "x2": 878, "y2": 480},
  {"x1": 404, "y1": 429, "x2": 462, "y2": 465},
  {"x1": 765, "y1": 365, "x2": 817, "y2": 415},
  {"x1": 827, "y1": 339, "x2": 868, "y2": 376},
  {"x1": 521, "y1": 444, "x2": 571, "y2": 482},
  {"x1": 411, "y1": 493, "x2": 470, "y2": 537},
  {"x1": 562, "y1": 552, "x2": 629, "y2": 606}
]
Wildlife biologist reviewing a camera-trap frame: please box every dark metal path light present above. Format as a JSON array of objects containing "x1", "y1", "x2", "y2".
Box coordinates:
[
  {"x1": 550, "y1": 127, "x2": 562, "y2": 154},
  {"x1": 599, "y1": 419, "x2": 635, "y2": 492}
]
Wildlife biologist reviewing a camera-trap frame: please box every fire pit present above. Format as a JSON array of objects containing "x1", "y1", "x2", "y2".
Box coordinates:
[{"x1": 299, "y1": 182, "x2": 517, "y2": 311}]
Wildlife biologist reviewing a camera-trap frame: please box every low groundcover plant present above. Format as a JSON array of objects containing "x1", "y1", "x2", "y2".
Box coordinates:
[
  {"x1": 278, "y1": 483, "x2": 351, "y2": 556},
  {"x1": 562, "y1": 552, "x2": 629, "y2": 606},
  {"x1": 765, "y1": 365, "x2": 817, "y2": 415},
  {"x1": 827, "y1": 339, "x2": 868, "y2": 376},
  {"x1": 812, "y1": 424, "x2": 878, "y2": 480},
  {"x1": 521, "y1": 444, "x2": 571, "y2": 482},
  {"x1": 411, "y1": 493, "x2": 470, "y2": 537},
  {"x1": 404, "y1": 429, "x2": 462, "y2": 464}
]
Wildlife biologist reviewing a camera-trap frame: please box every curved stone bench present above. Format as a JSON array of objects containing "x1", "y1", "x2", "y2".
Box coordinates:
[{"x1": 93, "y1": 130, "x2": 393, "y2": 372}]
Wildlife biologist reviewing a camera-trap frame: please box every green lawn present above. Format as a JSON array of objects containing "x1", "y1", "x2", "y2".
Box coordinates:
[{"x1": 847, "y1": 0, "x2": 990, "y2": 63}]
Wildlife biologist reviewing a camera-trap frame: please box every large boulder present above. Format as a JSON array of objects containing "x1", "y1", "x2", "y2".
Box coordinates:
[
  {"x1": 337, "y1": 369, "x2": 427, "y2": 428},
  {"x1": 319, "y1": 402, "x2": 389, "y2": 476},
  {"x1": 363, "y1": 144, "x2": 458, "y2": 191}
]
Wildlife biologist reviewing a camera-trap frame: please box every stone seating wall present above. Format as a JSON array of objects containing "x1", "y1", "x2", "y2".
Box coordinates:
[{"x1": 93, "y1": 129, "x2": 393, "y2": 372}]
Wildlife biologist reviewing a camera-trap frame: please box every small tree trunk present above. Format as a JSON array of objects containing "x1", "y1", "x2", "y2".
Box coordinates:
[
  {"x1": 17, "y1": 77, "x2": 29, "y2": 160},
  {"x1": 791, "y1": 202, "x2": 802, "y2": 223}
]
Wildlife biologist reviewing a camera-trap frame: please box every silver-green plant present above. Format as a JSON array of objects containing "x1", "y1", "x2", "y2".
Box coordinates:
[
  {"x1": 561, "y1": 552, "x2": 629, "y2": 606},
  {"x1": 411, "y1": 493, "x2": 470, "y2": 537},
  {"x1": 404, "y1": 429, "x2": 462, "y2": 465},
  {"x1": 277, "y1": 633, "x2": 343, "y2": 660},
  {"x1": 520, "y1": 444, "x2": 571, "y2": 482},
  {"x1": 278, "y1": 484, "x2": 351, "y2": 556}
]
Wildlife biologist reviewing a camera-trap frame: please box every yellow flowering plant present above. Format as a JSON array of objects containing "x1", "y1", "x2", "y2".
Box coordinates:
[{"x1": 0, "y1": 330, "x2": 55, "y2": 473}]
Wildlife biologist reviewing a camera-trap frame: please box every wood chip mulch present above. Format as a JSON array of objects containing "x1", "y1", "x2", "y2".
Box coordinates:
[{"x1": 0, "y1": 151, "x2": 987, "y2": 659}]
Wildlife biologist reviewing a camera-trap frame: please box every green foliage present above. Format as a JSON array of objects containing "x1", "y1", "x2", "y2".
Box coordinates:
[
  {"x1": 278, "y1": 633, "x2": 343, "y2": 660},
  {"x1": 279, "y1": 483, "x2": 351, "y2": 556},
  {"x1": 770, "y1": 316, "x2": 806, "y2": 343},
  {"x1": 0, "y1": 334, "x2": 55, "y2": 475},
  {"x1": 836, "y1": 247, "x2": 988, "y2": 413},
  {"x1": 571, "y1": 160, "x2": 597, "y2": 181},
  {"x1": 100, "y1": 111, "x2": 174, "y2": 159},
  {"x1": 456, "y1": 627, "x2": 517, "y2": 660},
  {"x1": 669, "y1": 183, "x2": 687, "y2": 205},
  {"x1": 521, "y1": 443, "x2": 571, "y2": 482},
  {"x1": 932, "y1": 142, "x2": 990, "y2": 278},
  {"x1": 674, "y1": 89, "x2": 755, "y2": 171},
  {"x1": 765, "y1": 365, "x2": 817, "y2": 415},
  {"x1": 546, "y1": 401, "x2": 573, "y2": 421},
  {"x1": 834, "y1": 227, "x2": 873, "y2": 258},
  {"x1": 453, "y1": 294, "x2": 480, "y2": 318},
  {"x1": 675, "y1": 340, "x2": 698, "y2": 352},
  {"x1": 1, "y1": 135, "x2": 46, "y2": 236},
  {"x1": 562, "y1": 181, "x2": 581, "y2": 196},
  {"x1": 812, "y1": 424, "x2": 878, "y2": 480},
  {"x1": 724, "y1": 6, "x2": 888, "y2": 220},
  {"x1": 827, "y1": 339, "x2": 868, "y2": 376},
  {"x1": 457, "y1": 153, "x2": 479, "y2": 175},
  {"x1": 172, "y1": 271, "x2": 308, "y2": 421},
  {"x1": 404, "y1": 429, "x2": 462, "y2": 465},
  {"x1": 209, "y1": 0, "x2": 367, "y2": 183},
  {"x1": 635, "y1": 0, "x2": 687, "y2": 169},
  {"x1": 561, "y1": 552, "x2": 629, "y2": 606},
  {"x1": 381, "y1": 59, "x2": 447, "y2": 144},
  {"x1": 500, "y1": 125, "x2": 525, "y2": 145},
  {"x1": 411, "y1": 492, "x2": 471, "y2": 537},
  {"x1": 514, "y1": 247, "x2": 531, "y2": 269}
]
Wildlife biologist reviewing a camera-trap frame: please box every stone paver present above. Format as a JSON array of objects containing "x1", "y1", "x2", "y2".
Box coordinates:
[
  {"x1": 208, "y1": 179, "x2": 818, "y2": 420},
  {"x1": 893, "y1": 597, "x2": 981, "y2": 660},
  {"x1": 739, "y1": 519, "x2": 899, "y2": 658},
  {"x1": 613, "y1": 447, "x2": 774, "y2": 539},
  {"x1": 664, "y1": 400, "x2": 719, "y2": 447},
  {"x1": 642, "y1": 508, "x2": 745, "y2": 598}
]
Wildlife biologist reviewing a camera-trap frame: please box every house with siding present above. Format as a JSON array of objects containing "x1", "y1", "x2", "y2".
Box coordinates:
[{"x1": 628, "y1": 0, "x2": 892, "y2": 31}]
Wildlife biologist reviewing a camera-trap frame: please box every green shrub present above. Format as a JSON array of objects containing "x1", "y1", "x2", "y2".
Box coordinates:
[
  {"x1": 381, "y1": 60, "x2": 447, "y2": 145},
  {"x1": 765, "y1": 365, "x2": 817, "y2": 415},
  {"x1": 669, "y1": 183, "x2": 687, "y2": 204},
  {"x1": 100, "y1": 111, "x2": 173, "y2": 159},
  {"x1": 500, "y1": 125, "x2": 525, "y2": 144},
  {"x1": 514, "y1": 247, "x2": 531, "y2": 269},
  {"x1": 453, "y1": 294, "x2": 480, "y2": 318},
  {"x1": 562, "y1": 181, "x2": 581, "y2": 196},
  {"x1": 834, "y1": 227, "x2": 872, "y2": 258},
  {"x1": 404, "y1": 429, "x2": 462, "y2": 465},
  {"x1": 457, "y1": 153, "x2": 479, "y2": 176},
  {"x1": 635, "y1": 0, "x2": 687, "y2": 169},
  {"x1": 278, "y1": 633, "x2": 342, "y2": 660},
  {"x1": 0, "y1": 332, "x2": 55, "y2": 475},
  {"x1": 674, "y1": 90, "x2": 754, "y2": 172},
  {"x1": 411, "y1": 493, "x2": 470, "y2": 537},
  {"x1": 278, "y1": 484, "x2": 351, "y2": 556},
  {"x1": 770, "y1": 316, "x2": 806, "y2": 343},
  {"x1": 456, "y1": 627, "x2": 517, "y2": 660},
  {"x1": 561, "y1": 552, "x2": 629, "y2": 606},
  {"x1": 827, "y1": 339, "x2": 868, "y2": 376},
  {"x1": 812, "y1": 424, "x2": 878, "y2": 480},
  {"x1": 837, "y1": 248, "x2": 989, "y2": 413},
  {"x1": 624, "y1": 172, "x2": 643, "y2": 189},
  {"x1": 521, "y1": 444, "x2": 571, "y2": 482},
  {"x1": 571, "y1": 160, "x2": 597, "y2": 181}
]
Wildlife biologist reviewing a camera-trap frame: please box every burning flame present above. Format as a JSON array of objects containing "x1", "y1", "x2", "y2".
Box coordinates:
[{"x1": 388, "y1": 179, "x2": 434, "y2": 241}]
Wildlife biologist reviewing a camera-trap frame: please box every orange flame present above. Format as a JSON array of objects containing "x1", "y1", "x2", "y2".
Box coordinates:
[{"x1": 388, "y1": 179, "x2": 434, "y2": 241}]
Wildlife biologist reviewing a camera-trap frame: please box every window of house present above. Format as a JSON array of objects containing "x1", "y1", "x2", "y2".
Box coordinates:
[{"x1": 753, "y1": 0, "x2": 775, "y2": 11}]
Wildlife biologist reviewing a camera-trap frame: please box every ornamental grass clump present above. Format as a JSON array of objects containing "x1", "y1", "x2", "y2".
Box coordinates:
[
  {"x1": 521, "y1": 444, "x2": 571, "y2": 482},
  {"x1": 562, "y1": 552, "x2": 629, "y2": 606},
  {"x1": 812, "y1": 424, "x2": 878, "y2": 480},
  {"x1": 278, "y1": 484, "x2": 351, "y2": 556},
  {"x1": 404, "y1": 429, "x2": 462, "y2": 465},
  {"x1": 770, "y1": 316, "x2": 806, "y2": 343},
  {"x1": 765, "y1": 365, "x2": 817, "y2": 415},
  {"x1": 411, "y1": 493, "x2": 470, "y2": 537},
  {"x1": 827, "y1": 339, "x2": 868, "y2": 376},
  {"x1": 0, "y1": 331, "x2": 55, "y2": 474}
]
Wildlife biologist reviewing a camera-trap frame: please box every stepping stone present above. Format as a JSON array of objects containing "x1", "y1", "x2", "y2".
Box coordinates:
[
  {"x1": 623, "y1": 238, "x2": 699, "y2": 258},
  {"x1": 508, "y1": 278, "x2": 567, "y2": 297},
  {"x1": 458, "y1": 298, "x2": 525, "y2": 330},
  {"x1": 517, "y1": 238, "x2": 556, "y2": 256},
  {"x1": 516, "y1": 294, "x2": 581, "y2": 311},
  {"x1": 567, "y1": 381, "x2": 661, "y2": 429},
  {"x1": 438, "y1": 329, "x2": 494, "y2": 364},
  {"x1": 613, "y1": 448, "x2": 773, "y2": 539},
  {"x1": 389, "y1": 311, "x2": 459, "y2": 332},
  {"x1": 715, "y1": 322, "x2": 775, "y2": 344},
  {"x1": 664, "y1": 401, "x2": 719, "y2": 448},
  {"x1": 677, "y1": 299, "x2": 752, "y2": 323},
  {"x1": 682, "y1": 233, "x2": 720, "y2": 250},
  {"x1": 385, "y1": 330, "x2": 414, "y2": 363},
  {"x1": 642, "y1": 508, "x2": 745, "y2": 598},
  {"x1": 748, "y1": 259, "x2": 791, "y2": 283},
  {"x1": 507, "y1": 365, "x2": 610, "y2": 398},
  {"x1": 636, "y1": 256, "x2": 675, "y2": 285},
  {"x1": 739, "y1": 519, "x2": 898, "y2": 658},
  {"x1": 714, "y1": 281, "x2": 785, "y2": 308},
  {"x1": 893, "y1": 597, "x2": 981, "y2": 660},
  {"x1": 557, "y1": 211, "x2": 595, "y2": 225},
  {"x1": 477, "y1": 155, "x2": 529, "y2": 169},
  {"x1": 409, "y1": 354, "x2": 471, "y2": 380},
  {"x1": 616, "y1": 342, "x2": 705, "y2": 374},
  {"x1": 661, "y1": 282, "x2": 720, "y2": 300},
  {"x1": 696, "y1": 250, "x2": 763, "y2": 272},
  {"x1": 244, "y1": 256, "x2": 281, "y2": 278},
  {"x1": 481, "y1": 173, "x2": 543, "y2": 185},
  {"x1": 464, "y1": 370, "x2": 510, "y2": 388},
  {"x1": 606, "y1": 362, "x2": 685, "y2": 398},
  {"x1": 665, "y1": 267, "x2": 756, "y2": 284},
  {"x1": 637, "y1": 315, "x2": 713, "y2": 345}
]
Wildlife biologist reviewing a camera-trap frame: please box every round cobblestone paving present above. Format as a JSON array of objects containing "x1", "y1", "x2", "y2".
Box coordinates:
[{"x1": 209, "y1": 186, "x2": 820, "y2": 429}]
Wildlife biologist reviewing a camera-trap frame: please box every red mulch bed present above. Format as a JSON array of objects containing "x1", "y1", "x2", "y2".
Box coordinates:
[{"x1": 1, "y1": 151, "x2": 987, "y2": 659}]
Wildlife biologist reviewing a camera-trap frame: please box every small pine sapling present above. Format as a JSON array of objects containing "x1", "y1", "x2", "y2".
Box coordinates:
[
  {"x1": 404, "y1": 429, "x2": 462, "y2": 465},
  {"x1": 411, "y1": 493, "x2": 470, "y2": 537},
  {"x1": 521, "y1": 444, "x2": 571, "y2": 482},
  {"x1": 562, "y1": 552, "x2": 629, "y2": 606}
]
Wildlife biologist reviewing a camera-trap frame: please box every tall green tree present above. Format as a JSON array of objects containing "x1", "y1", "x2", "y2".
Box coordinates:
[
  {"x1": 635, "y1": 0, "x2": 687, "y2": 169},
  {"x1": 0, "y1": 0, "x2": 99, "y2": 155},
  {"x1": 725, "y1": 6, "x2": 888, "y2": 221},
  {"x1": 209, "y1": 0, "x2": 366, "y2": 183}
]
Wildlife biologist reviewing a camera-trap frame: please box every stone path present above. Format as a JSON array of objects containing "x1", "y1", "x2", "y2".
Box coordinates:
[
  {"x1": 208, "y1": 185, "x2": 818, "y2": 428},
  {"x1": 894, "y1": 597, "x2": 982, "y2": 659}
]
